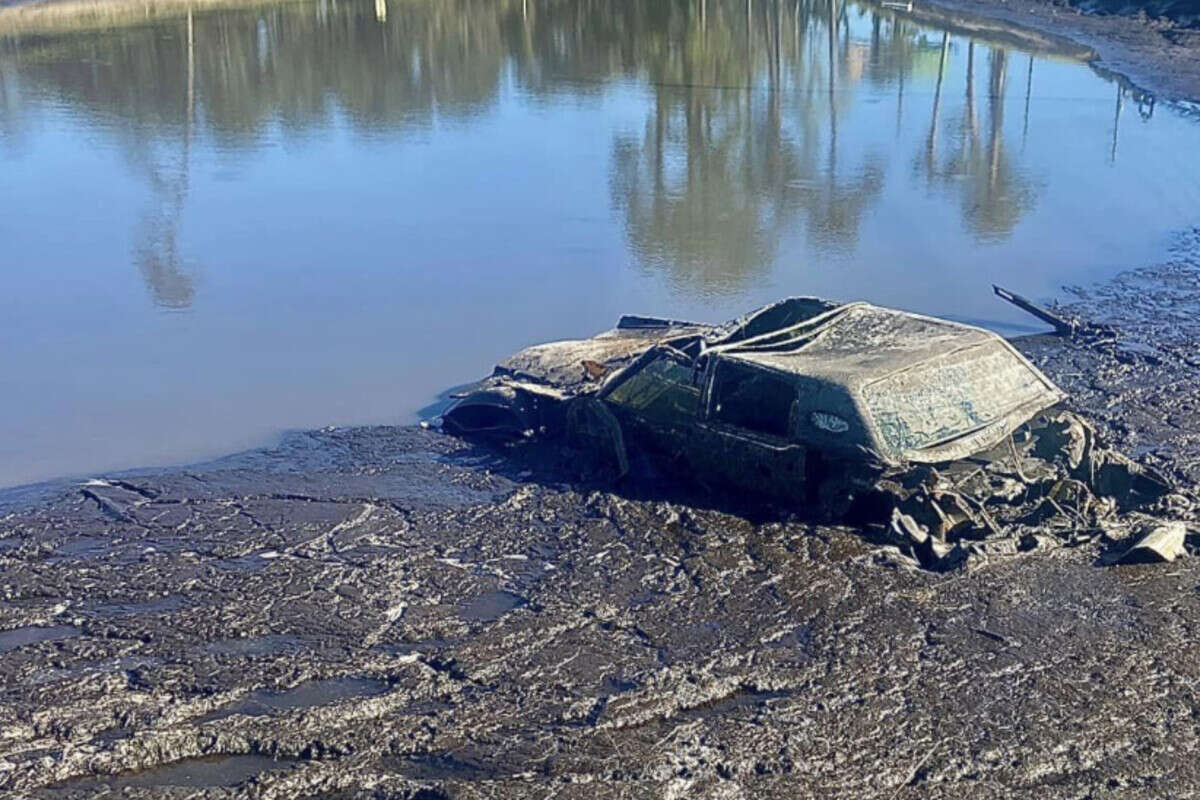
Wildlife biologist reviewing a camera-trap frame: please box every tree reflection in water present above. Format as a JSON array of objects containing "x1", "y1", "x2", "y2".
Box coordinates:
[{"x1": 0, "y1": 0, "x2": 1076, "y2": 303}]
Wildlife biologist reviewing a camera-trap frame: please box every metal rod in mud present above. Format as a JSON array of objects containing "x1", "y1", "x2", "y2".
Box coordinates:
[{"x1": 992, "y1": 285, "x2": 1076, "y2": 336}]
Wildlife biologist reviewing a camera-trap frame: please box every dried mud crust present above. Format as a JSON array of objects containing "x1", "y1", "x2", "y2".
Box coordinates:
[{"x1": 2, "y1": 235, "x2": 1200, "y2": 798}]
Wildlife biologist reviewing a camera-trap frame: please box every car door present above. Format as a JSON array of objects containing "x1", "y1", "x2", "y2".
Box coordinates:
[{"x1": 687, "y1": 357, "x2": 808, "y2": 501}]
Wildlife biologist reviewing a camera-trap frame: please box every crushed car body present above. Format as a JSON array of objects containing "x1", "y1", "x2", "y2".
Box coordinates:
[{"x1": 442, "y1": 297, "x2": 1172, "y2": 568}]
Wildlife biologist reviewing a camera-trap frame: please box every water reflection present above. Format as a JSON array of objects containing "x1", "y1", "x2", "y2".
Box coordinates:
[
  {"x1": 1, "y1": 0, "x2": 1195, "y2": 489},
  {"x1": 0, "y1": 0, "x2": 1128, "y2": 299},
  {"x1": 608, "y1": 0, "x2": 890, "y2": 290},
  {"x1": 919, "y1": 41, "x2": 1040, "y2": 239},
  {"x1": 130, "y1": 131, "x2": 197, "y2": 309}
]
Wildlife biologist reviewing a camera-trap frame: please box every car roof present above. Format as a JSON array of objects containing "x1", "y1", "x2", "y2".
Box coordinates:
[
  {"x1": 706, "y1": 302, "x2": 1064, "y2": 464},
  {"x1": 711, "y1": 302, "x2": 997, "y2": 386}
]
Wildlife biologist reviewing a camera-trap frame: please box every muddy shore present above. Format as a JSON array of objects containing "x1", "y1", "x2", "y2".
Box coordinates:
[
  {"x1": 1, "y1": 0, "x2": 1199, "y2": 105},
  {"x1": 4, "y1": 0, "x2": 1200, "y2": 795},
  {"x1": 3, "y1": 227, "x2": 1200, "y2": 798},
  {"x1": 916, "y1": 0, "x2": 1200, "y2": 102}
]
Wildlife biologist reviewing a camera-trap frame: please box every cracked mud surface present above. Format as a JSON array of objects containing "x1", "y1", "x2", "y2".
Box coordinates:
[{"x1": 6, "y1": 233, "x2": 1200, "y2": 798}]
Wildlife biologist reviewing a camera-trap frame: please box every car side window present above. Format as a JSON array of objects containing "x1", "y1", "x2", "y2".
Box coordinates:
[
  {"x1": 603, "y1": 354, "x2": 701, "y2": 426},
  {"x1": 709, "y1": 361, "x2": 795, "y2": 439}
]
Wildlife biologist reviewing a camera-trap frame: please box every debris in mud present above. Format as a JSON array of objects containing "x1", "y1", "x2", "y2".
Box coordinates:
[
  {"x1": 443, "y1": 297, "x2": 1179, "y2": 569},
  {"x1": 993, "y1": 284, "x2": 1116, "y2": 342},
  {"x1": 1117, "y1": 520, "x2": 1188, "y2": 564},
  {"x1": 6, "y1": 249, "x2": 1200, "y2": 798}
]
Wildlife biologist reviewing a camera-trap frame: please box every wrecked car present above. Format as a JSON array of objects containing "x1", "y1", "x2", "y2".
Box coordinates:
[{"x1": 443, "y1": 297, "x2": 1172, "y2": 567}]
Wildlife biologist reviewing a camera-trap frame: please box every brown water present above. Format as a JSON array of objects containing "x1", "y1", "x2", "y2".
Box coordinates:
[{"x1": 1, "y1": 0, "x2": 1198, "y2": 488}]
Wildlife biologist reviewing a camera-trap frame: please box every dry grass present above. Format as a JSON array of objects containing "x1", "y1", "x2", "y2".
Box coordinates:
[{"x1": 0, "y1": 0, "x2": 309, "y2": 36}]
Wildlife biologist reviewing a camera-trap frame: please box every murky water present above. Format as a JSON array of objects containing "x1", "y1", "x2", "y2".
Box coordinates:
[
  {"x1": 1, "y1": 0, "x2": 1198, "y2": 488},
  {"x1": 0, "y1": 624, "x2": 80, "y2": 652},
  {"x1": 459, "y1": 589, "x2": 527, "y2": 622},
  {"x1": 197, "y1": 675, "x2": 389, "y2": 722},
  {"x1": 54, "y1": 754, "x2": 298, "y2": 790}
]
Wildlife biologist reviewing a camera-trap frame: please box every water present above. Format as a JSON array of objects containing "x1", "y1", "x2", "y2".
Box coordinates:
[
  {"x1": 0, "y1": 624, "x2": 81, "y2": 652},
  {"x1": 53, "y1": 754, "x2": 298, "y2": 790},
  {"x1": 1, "y1": 0, "x2": 1198, "y2": 488},
  {"x1": 197, "y1": 675, "x2": 390, "y2": 722},
  {"x1": 459, "y1": 589, "x2": 527, "y2": 622}
]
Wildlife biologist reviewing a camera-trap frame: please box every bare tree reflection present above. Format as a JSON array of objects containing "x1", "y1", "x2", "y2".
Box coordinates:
[
  {"x1": 134, "y1": 11, "x2": 197, "y2": 309},
  {"x1": 609, "y1": 0, "x2": 888, "y2": 291},
  {"x1": 0, "y1": 0, "x2": 1085, "y2": 295}
]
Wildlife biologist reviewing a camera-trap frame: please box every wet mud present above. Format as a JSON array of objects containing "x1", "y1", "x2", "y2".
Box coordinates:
[
  {"x1": 911, "y1": 0, "x2": 1200, "y2": 102},
  {"x1": 5, "y1": 233, "x2": 1200, "y2": 797}
]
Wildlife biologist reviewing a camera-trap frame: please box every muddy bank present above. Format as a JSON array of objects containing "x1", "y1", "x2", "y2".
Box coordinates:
[
  {"x1": 1, "y1": 232, "x2": 1199, "y2": 798},
  {"x1": 906, "y1": 0, "x2": 1200, "y2": 101},
  {"x1": 4, "y1": 0, "x2": 1200, "y2": 107}
]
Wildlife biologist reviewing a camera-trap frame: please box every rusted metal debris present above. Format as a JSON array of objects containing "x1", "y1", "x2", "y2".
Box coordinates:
[
  {"x1": 993, "y1": 284, "x2": 1116, "y2": 342},
  {"x1": 442, "y1": 297, "x2": 1176, "y2": 569}
]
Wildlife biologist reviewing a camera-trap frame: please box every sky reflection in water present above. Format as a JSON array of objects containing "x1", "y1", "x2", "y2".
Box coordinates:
[{"x1": 1, "y1": 0, "x2": 1199, "y2": 487}]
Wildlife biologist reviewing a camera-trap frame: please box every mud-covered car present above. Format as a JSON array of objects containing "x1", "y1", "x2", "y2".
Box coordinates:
[{"x1": 443, "y1": 297, "x2": 1172, "y2": 567}]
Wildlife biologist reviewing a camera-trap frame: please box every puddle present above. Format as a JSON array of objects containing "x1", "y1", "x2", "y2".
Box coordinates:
[
  {"x1": 386, "y1": 752, "x2": 499, "y2": 781},
  {"x1": 216, "y1": 552, "x2": 275, "y2": 571},
  {"x1": 7, "y1": 0, "x2": 1199, "y2": 493},
  {"x1": 18, "y1": 667, "x2": 74, "y2": 686},
  {"x1": 93, "y1": 726, "x2": 134, "y2": 744},
  {"x1": 19, "y1": 656, "x2": 161, "y2": 686},
  {"x1": 198, "y1": 676, "x2": 389, "y2": 723},
  {"x1": 55, "y1": 754, "x2": 299, "y2": 790},
  {"x1": 87, "y1": 595, "x2": 188, "y2": 617},
  {"x1": 678, "y1": 689, "x2": 791, "y2": 721},
  {"x1": 53, "y1": 536, "x2": 110, "y2": 558},
  {"x1": 601, "y1": 676, "x2": 640, "y2": 694},
  {"x1": 207, "y1": 634, "x2": 309, "y2": 656},
  {"x1": 0, "y1": 624, "x2": 81, "y2": 653},
  {"x1": 374, "y1": 638, "x2": 454, "y2": 656},
  {"x1": 459, "y1": 591, "x2": 526, "y2": 623}
]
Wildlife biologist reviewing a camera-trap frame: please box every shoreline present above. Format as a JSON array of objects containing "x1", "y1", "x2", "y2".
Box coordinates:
[
  {"x1": 4, "y1": 235, "x2": 1200, "y2": 795},
  {"x1": 1, "y1": 0, "x2": 1198, "y2": 100},
  {"x1": 1, "y1": 0, "x2": 1199, "y2": 103},
  {"x1": 4, "y1": 3, "x2": 1200, "y2": 794},
  {"x1": 910, "y1": 0, "x2": 1200, "y2": 102}
]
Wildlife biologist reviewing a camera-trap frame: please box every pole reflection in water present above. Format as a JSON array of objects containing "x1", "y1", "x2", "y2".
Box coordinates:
[
  {"x1": 1022, "y1": 53, "x2": 1032, "y2": 147},
  {"x1": 1112, "y1": 83, "x2": 1123, "y2": 163},
  {"x1": 0, "y1": 0, "x2": 1197, "y2": 488}
]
